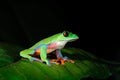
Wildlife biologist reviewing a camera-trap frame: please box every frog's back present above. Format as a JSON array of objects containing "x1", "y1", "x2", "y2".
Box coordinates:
[{"x1": 30, "y1": 33, "x2": 61, "y2": 49}]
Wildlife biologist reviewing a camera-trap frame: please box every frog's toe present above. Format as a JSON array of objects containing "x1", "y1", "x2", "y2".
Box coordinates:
[
  {"x1": 50, "y1": 59, "x2": 60, "y2": 65},
  {"x1": 69, "y1": 60, "x2": 75, "y2": 63},
  {"x1": 60, "y1": 57, "x2": 75, "y2": 65}
]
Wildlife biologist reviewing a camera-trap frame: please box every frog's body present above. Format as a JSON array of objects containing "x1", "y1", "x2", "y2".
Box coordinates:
[{"x1": 20, "y1": 31, "x2": 79, "y2": 66}]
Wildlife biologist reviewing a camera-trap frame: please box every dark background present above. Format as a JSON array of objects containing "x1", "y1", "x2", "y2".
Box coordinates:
[{"x1": 0, "y1": 1, "x2": 120, "y2": 61}]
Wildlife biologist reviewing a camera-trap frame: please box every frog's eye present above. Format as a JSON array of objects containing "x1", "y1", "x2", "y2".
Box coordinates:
[{"x1": 63, "y1": 31, "x2": 69, "y2": 37}]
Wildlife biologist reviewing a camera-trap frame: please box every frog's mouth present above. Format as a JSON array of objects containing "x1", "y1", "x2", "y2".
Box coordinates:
[{"x1": 68, "y1": 38, "x2": 79, "y2": 42}]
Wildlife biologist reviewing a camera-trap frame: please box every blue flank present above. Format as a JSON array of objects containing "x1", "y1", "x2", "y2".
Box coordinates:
[{"x1": 34, "y1": 44, "x2": 47, "y2": 51}]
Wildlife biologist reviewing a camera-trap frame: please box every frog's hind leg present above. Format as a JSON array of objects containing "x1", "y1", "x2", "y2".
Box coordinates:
[{"x1": 20, "y1": 49, "x2": 42, "y2": 62}]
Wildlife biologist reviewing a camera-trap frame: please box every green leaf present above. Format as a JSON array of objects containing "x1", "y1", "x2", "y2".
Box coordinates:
[
  {"x1": 0, "y1": 43, "x2": 113, "y2": 80},
  {"x1": 0, "y1": 48, "x2": 13, "y2": 67},
  {"x1": 0, "y1": 43, "x2": 23, "y2": 67},
  {"x1": 0, "y1": 58, "x2": 112, "y2": 80}
]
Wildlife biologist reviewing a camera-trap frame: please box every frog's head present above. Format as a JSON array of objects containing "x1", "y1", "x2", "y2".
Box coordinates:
[{"x1": 56, "y1": 31, "x2": 79, "y2": 42}]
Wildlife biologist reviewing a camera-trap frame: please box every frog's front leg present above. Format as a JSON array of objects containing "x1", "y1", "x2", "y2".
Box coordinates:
[
  {"x1": 40, "y1": 45, "x2": 51, "y2": 66},
  {"x1": 51, "y1": 49, "x2": 75, "y2": 65}
]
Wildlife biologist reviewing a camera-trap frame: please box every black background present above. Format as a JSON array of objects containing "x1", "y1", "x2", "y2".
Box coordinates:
[{"x1": 0, "y1": 1, "x2": 120, "y2": 78}]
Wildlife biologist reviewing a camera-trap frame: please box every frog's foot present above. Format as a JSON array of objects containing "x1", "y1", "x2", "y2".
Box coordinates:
[
  {"x1": 50, "y1": 56, "x2": 75, "y2": 65},
  {"x1": 29, "y1": 57, "x2": 51, "y2": 66},
  {"x1": 59, "y1": 56, "x2": 75, "y2": 65},
  {"x1": 50, "y1": 59, "x2": 60, "y2": 65}
]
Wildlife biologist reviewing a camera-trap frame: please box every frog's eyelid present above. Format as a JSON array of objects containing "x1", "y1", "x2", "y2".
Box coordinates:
[{"x1": 63, "y1": 31, "x2": 69, "y2": 37}]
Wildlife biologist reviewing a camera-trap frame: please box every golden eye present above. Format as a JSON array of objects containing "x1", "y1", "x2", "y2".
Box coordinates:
[{"x1": 63, "y1": 31, "x2": 69, "y2": 37}]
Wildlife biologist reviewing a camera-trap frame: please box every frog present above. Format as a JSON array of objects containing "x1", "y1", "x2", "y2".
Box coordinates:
[{"x1": 20, "y1": 31, "x2": 79, "y2": 66}]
